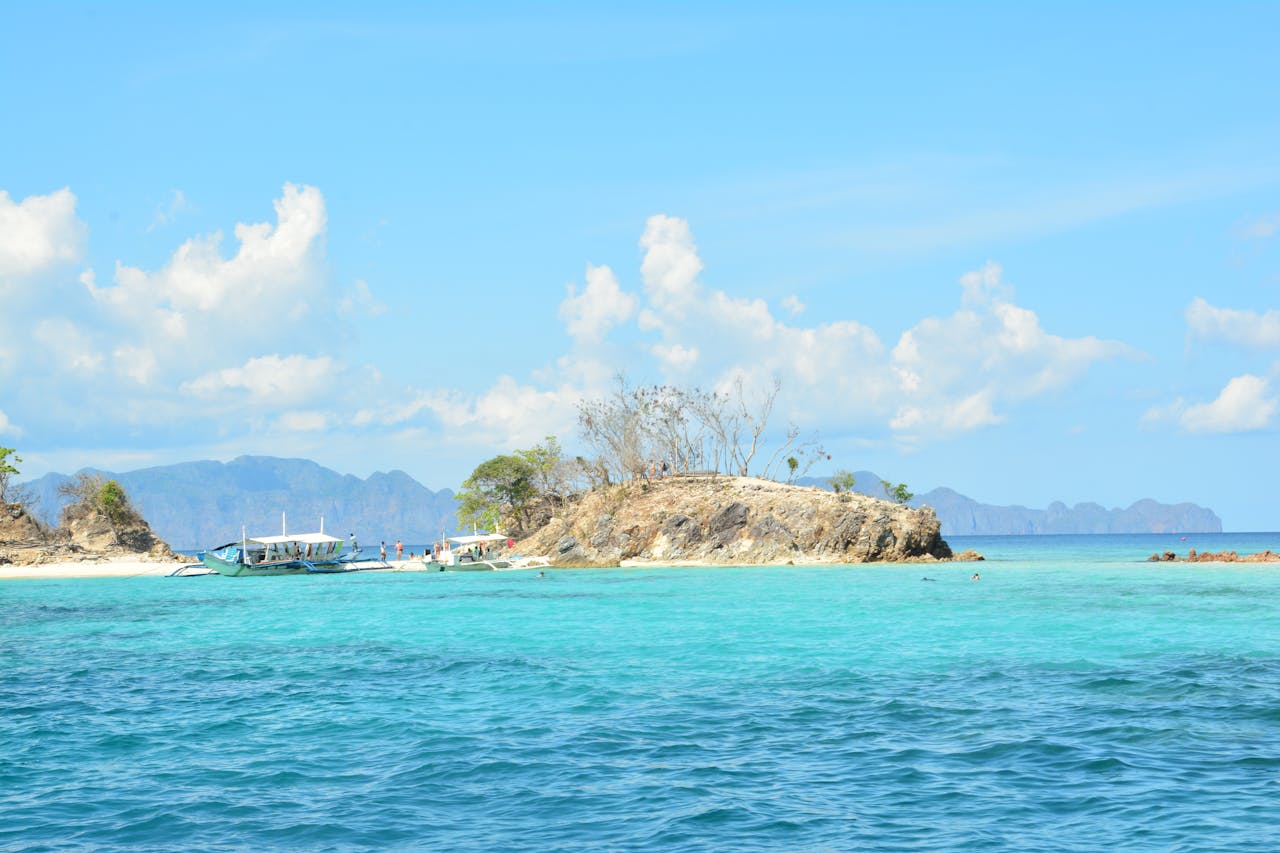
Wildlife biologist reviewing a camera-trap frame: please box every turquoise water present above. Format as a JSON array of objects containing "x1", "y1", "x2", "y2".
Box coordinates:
[{"x1": 3, "y1": 534, "x2": 1279, "y2": 850}]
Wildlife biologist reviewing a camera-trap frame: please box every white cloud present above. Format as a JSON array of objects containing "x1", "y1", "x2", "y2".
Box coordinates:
[
  {"x1": 781, "y1": 294, "x2": 805, "y2": 315},
  {"x1": 112, "y1": 345, "x2": 160, "y2": 385},
  {"x1": 959, "y1": 260, "x2": 1013, "y2": 307},
  {"x1": 339, "y1": 279, "x2": 388, "y2": 317},
  {"x1": 422, "y1": 375, "x2": 579, "y2": 449},
  {"x1": 652, "y1": 342, "x2": 700, "y2": 370},
  {"x1": 1185, "y1": 297, "x2": 1280, "y2": 350},
  {"x1": 146, "y1": 189, "x2": 190, "y2": 233},
  {"x1": 559, "y1": 264, "x2": 637, "y2": 344},
  {"x1": 0, "y1": 410, "x2": 18, "y2": 436},
  {"x1": 0, "y1": 187, "x2": 86, "y2": 282},
  {"x1": 640, "y1": 214, "x2": 703, "y2": 319},
  {"x1": 276, "y1": 410, "x2": 330, "y2": 432},
  {"x1": 31, "y1": 318, "x2": 104, "y2": 374},
  {"x1": 182, "y1": 354, "x2": 336, "y2": 404},
  {"x1": 891, "y1": 390, "x2": 1004, "y2": 432},
  {"x1": 887, "y1": 263, "x2": 1130, "y2": 436},
  {"x1": 87, "y1": 183, "x2": 326, "y2": 330},
  {"x1": 1180, "y1": 374, "x2": 1277, "y2": 434}
]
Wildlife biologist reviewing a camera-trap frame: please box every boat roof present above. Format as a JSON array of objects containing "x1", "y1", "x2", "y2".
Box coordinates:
[
  {"x1": 448, "y1": 533, "x2": 508, "y2": 545},
  {"x1": 250, "y1": 532, "x2": 343, "y2": 545}
]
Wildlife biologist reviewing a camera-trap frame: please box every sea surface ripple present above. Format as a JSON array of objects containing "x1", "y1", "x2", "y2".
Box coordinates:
[{"x1": 3, "y1": 535, "x2": 1279, "y2": 850}]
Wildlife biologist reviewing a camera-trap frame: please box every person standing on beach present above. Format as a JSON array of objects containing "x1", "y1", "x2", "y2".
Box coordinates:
[
  {"x1": 395, "y1": 539, "x2": 403, "y2": 561},
  {"x1": 380, "y1": 541, "x2": 387, "y2": 561}
]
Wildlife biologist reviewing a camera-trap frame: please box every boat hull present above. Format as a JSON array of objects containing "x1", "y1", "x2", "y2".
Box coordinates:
[
  {"x1": 423, "y1": 557, "x2": 512, "y2": 572},
  {"x1": 199, "y1": 551, "x2": 352, "y2": 577}
]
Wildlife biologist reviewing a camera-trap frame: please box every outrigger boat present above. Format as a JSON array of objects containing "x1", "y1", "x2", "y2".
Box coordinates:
[
  {"x1": 199, "y1": 516, "x2": 361, "y2": 577},
  {"x1": 426, "y1": 533, "x2": 515, "y2": 571}
]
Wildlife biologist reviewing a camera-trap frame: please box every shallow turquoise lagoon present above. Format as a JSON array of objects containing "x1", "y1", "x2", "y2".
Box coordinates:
[{"x1": 3, "y1": 534, "x2": 1279, "y2": 850}]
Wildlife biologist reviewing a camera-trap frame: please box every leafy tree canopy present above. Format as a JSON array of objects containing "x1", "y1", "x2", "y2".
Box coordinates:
[
  {"x1": 455, "y1": 453, "x2": 538, "y2": 533},
  {"x1": 830, "y1": 470, "x2": 857, "y2": 494},
  {"x1": 0, "y1": 447, "x2": 20, "y2": 502}
]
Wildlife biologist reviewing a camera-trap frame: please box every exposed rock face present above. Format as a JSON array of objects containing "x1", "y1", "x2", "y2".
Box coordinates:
[
  {"x1": 60, "y1": 502, "x2": 175, "y2": 558},
  {"x1": 0, "y1": 500, "x2": 175, "y2": 565},
  {"x1": 518, "y1": 476, "x2": 961, "y2": 567},
  {"x1": 0, "y1": 502, "x2": 50, "y2": 564}
]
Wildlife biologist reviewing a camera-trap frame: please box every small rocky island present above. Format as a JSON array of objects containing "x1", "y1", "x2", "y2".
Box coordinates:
[
  {"x1": 0, "y1": 474, "x2": 174, "y2": 567},
  {"x1": 517, "y1": 474, "x2": 981, "y2": 567}
]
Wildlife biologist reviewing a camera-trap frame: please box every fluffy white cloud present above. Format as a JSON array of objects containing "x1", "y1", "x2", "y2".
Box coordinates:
[
  {"x1": 635, "y1": 214, "x2": 888, "y2": 411},
  {"x1": 889, "y1": 262, "x2": 1130, "y2": 436},
  {"x1": 0, "y1": 410, "x2": 18, "y2": 436},
  {"x1": 652, "y1": 342, "x2": 700, "y2": 370},
  {"x1": 421, "y1": 375, "x2": 579, "y2": 449},
  {"x1": 559, "y1": 264, "x2": 637, "y2": 344},
  {"x1": 0, "y1": 187, "x2": 85, "y2": 282},
  {"x1": 1179, "y1": 374, "x2": 1277, "y2": 434},
  {"x1": 640, "y1": 214, "x2": 703, "y2": 319},
  {"x1": 182, "y1": 354, "x2": 337, "y2": 404},
  {"x1": 781, "y1": 294, "x2": 805, "y2": 315},
  {"x1": 1185, "y1": 297, "x2": 1280, "y2": 350},
  {"x1": 86, "y1": 183, "x2": 326, "y2": 338}
]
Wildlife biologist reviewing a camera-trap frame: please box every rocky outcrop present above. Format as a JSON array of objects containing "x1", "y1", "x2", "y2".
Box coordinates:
[
  {"x1": 517, "y1": 475, "x2": 964, "y2": 567},
  {"x1": 1148, "y1": 548, "x2": 1280, "y2": 564},
  {"x1": 0, "y1": 500, "x2": 174, "y2": 566}
]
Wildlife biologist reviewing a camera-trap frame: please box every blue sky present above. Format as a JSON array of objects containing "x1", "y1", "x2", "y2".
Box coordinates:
[{"x1": 2, "y1": 3, "x2": 1278, "y2": 529}]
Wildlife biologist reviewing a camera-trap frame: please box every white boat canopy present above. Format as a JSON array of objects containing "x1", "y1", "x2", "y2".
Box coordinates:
[
  {"x1": 250, "y1": 532, "x2": 344, "y2": 545},
  {"x1": 448, "y1": 533, "x2": 509, "y2": 545}
]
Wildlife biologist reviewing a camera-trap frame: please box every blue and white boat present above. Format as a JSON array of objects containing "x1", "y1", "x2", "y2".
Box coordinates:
[{"x1": 199, "y1": 517, "x2": 359, "y2": 576}]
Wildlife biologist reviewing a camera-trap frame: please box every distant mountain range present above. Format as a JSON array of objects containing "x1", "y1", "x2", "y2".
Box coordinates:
[
  {"x1": 23, "y1": 456, "x2": 458, "y2": 551},
  {"x1": 796, "y1": 472, "x2": 1222, "y2": 535},
  {"x1": 22, "y1": 457, "x2": 1222, "y2": 550}
]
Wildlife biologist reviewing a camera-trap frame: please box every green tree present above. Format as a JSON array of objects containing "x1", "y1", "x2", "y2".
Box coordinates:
[
  {"x1": 98, "y1": 479, "x2": 132, "y2": 526},
  {"x1": 785, "y1": 456, "x2": 799, "y2": 484},
  {"x1": 455, "y1": 454, "x2": 538, "y2": 533},
  {"x1": 880, "y1": 479, "x2": 913, "y2": 505},
  {"x1": 56, "y1": 472, "x2": 143, "y2": 543},
  {"x1": 830, "y1": 469, "x2": 857, "y2": 494},
  {"x1": 0, "y1": 447, "x2": 21, "y2": 503},
  {"x1": 518, "y1": 435, "x2": 566, "y2": 496}
]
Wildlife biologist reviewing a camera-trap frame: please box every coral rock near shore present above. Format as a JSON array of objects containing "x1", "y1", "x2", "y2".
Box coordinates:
[{"x1": 518, "y1": 475, "x2": 970, "y2": 567}]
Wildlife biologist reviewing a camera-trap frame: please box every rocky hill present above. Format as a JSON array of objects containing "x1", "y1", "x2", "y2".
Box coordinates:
[
  {"x1": 518, "y1": 475, "x2": 971, "y2": 567},
  {"x1": 0, "y1": 500, "x2": 174, "y2": 566}
]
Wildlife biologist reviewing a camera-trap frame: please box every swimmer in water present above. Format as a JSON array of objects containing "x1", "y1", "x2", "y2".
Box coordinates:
[
  {"x1": 971, "y1": 572, "x2": 981, "y2": 581},
  {"x1": 921, "y1": 577, "x2": 936, "y2": 582},
  {"x1": 537, "y1": 571, "x2": 547, "y2": 578}
]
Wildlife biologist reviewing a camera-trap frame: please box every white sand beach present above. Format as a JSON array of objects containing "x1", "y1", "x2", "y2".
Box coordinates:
[{"x1": 0, "y1": 557, "x2": 191, "y2": 581}]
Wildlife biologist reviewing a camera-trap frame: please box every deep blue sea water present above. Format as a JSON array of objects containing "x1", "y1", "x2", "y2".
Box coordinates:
[{"x1": 3, "y1": 533, "x2": 1279, "y2": 851}]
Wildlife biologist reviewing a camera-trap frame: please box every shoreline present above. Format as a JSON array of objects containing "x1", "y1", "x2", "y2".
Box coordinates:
[{"x1": 0, "y1": 556, "x2": 192, "y2": 580}]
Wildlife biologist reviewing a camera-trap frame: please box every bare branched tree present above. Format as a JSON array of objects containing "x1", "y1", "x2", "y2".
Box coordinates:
[{"x1": 577, "y1": 373, "x2": 810, "y2": 483}]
